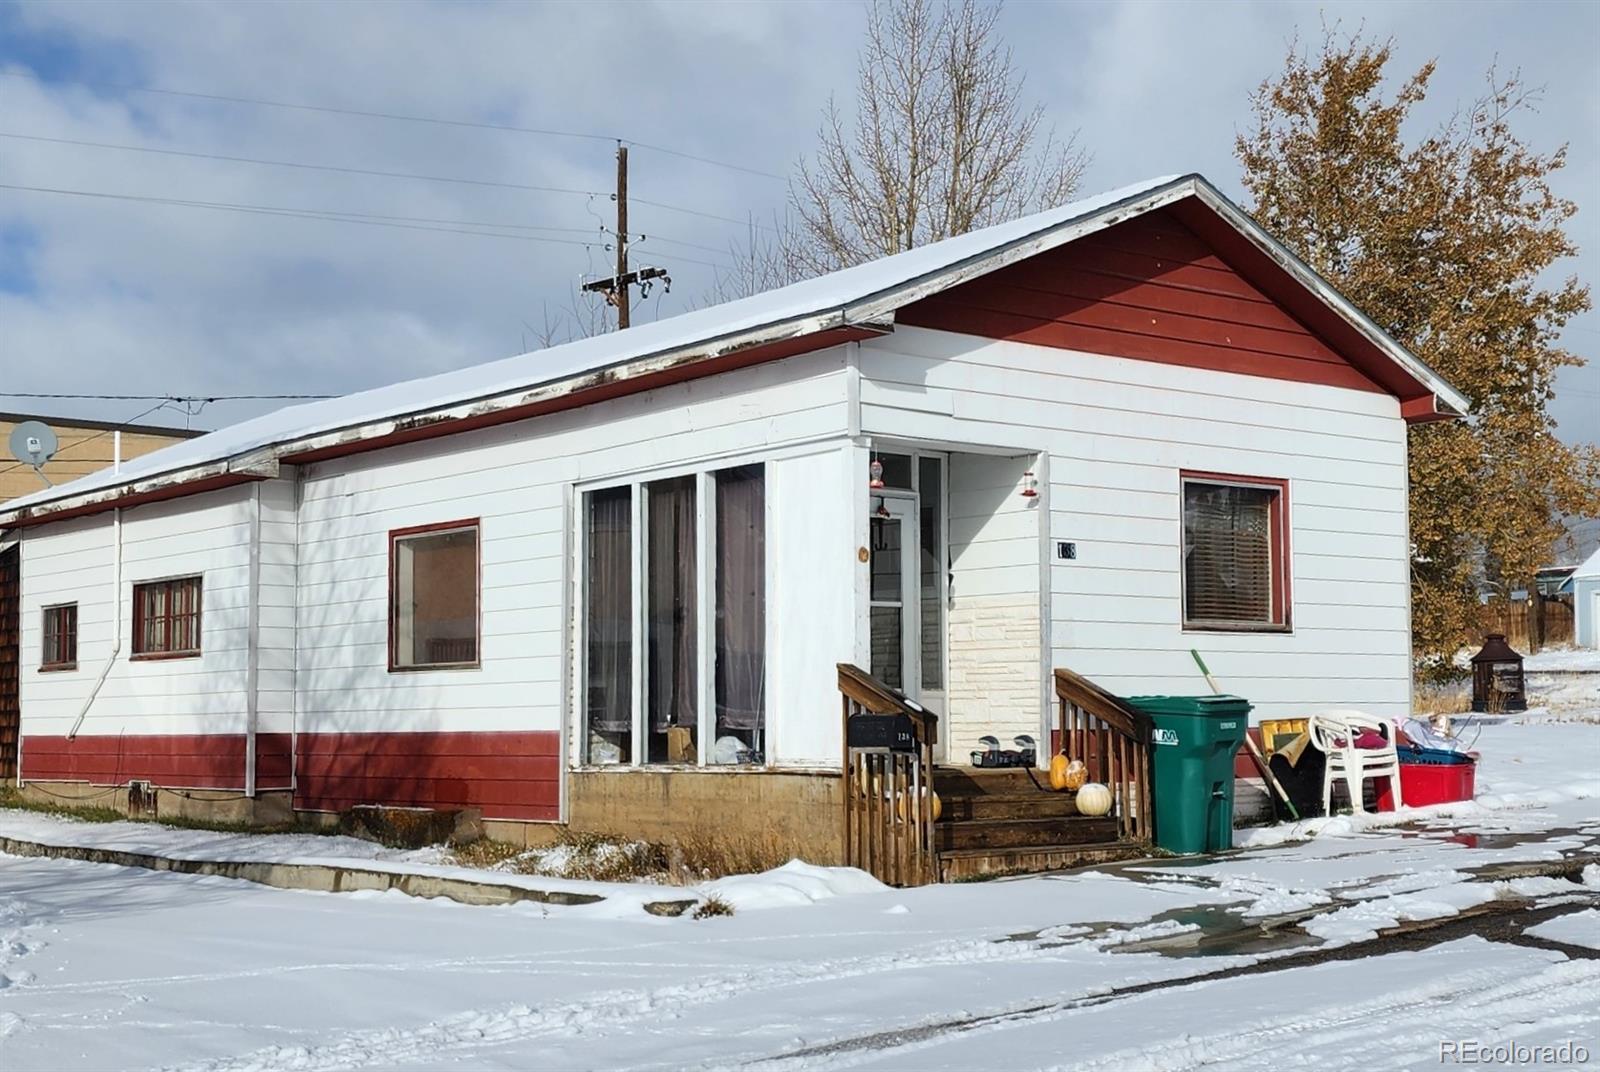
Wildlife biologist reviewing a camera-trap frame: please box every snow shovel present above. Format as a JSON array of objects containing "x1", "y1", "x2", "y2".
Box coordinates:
[{"x1": 1189, "y1": 648, "x2": 1301, "y2": 821}]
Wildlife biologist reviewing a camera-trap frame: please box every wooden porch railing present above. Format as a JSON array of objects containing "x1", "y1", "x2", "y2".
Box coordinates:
[
  {"x1": 839, "y1": 663, "x2": 938, "y2": 887},
  {"x1": 1053, "y1": 667, "x2": 1154, "y2": 847}
]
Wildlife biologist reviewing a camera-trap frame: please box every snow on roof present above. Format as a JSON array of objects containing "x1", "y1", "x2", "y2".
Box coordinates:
[
  {"x1": 1, "y1": 170, "x2": 1466, "y2": 525},
  {"x1": 3, "y1": 175, "x2": 1184, "y2": 520}
]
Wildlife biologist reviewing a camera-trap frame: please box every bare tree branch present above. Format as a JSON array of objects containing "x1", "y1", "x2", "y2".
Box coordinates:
[{"x1": 717, "y1": 0, "x2": 1089, "y2": 298}]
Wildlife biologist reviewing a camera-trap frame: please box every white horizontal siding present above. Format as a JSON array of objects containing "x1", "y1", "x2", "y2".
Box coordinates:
[
  {"x1": 294, "y1": 347, "x2": 851, "y2": 740},
  {"x1": 861, "y1": 326, "x2": 1412, "y2": 723},
  {"x1": 256, "y1": 478, "x2": 298, "y2": 736},
  {"x1": 18, "y1": 485, "x2": 256, "y2": 739}
]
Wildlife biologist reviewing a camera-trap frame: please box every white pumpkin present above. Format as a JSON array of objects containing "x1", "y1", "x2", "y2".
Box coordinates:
[{"x1": 1076, "y1": 782, "x2": 1113, "y2": 817}]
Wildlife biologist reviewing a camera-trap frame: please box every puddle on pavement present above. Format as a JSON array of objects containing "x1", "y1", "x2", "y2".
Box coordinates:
[
  {"x1": 1108, "y1": 904, "x2": 1323, "y2": 958},
  {"x1": 1390, "y1": 825, "x2": 1591, "y2": 851},
  {"x1": 999, "y1": 904, "x2": 1323, "y2": 959}
]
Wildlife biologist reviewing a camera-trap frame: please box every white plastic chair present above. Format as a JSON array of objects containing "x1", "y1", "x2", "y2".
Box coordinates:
[{"x1": 1307, "y1": 710, "x2": 1403, "y2": 815}]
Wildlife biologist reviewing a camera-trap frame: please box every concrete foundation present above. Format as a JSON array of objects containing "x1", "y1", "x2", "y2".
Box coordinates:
[
  {"x1": 17, "y1": 770, "x2": 845, "y2": 862},
  {"x1": 18, "y1": 782, "x2": 294, "y2": 827},
  {"x1": 567, "y1": 768, "x2": 844, "y2": 864}
]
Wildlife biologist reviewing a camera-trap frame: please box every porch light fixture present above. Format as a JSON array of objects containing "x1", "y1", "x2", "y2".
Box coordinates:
[
  {"x1": 868, "y1": 458, "x2": 885, "y2": 489},
  {"x1": 1020, "y1": 471, "x2": 1039, "y2": 498},
  {"x1": 1470, "y1": 633, "x2": 1526, "y2": 713}
]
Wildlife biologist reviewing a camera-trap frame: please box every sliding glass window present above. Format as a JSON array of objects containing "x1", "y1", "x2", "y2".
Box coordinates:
[
  {"x1": 584, "y1": 487, "x2": 633, "y2": 765},
  {"x1": 713, "y1": 465, "x2": 765, "y2": 764},
  {"x1": 645, "y1": 476, "x2": 698, "y2": 764},
  {"x1": 580, "y1": 463, "x2": 766, "y2": 767}
]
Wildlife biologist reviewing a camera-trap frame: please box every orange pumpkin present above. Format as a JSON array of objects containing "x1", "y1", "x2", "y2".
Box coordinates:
[{"x1": 1049, "y1": 753, "x2": 1071, "y2": 791}]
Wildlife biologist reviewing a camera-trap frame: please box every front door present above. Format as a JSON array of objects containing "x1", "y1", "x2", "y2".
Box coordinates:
[{"x1": 868, "y1": 497, "x2": 919, "y2": 697}]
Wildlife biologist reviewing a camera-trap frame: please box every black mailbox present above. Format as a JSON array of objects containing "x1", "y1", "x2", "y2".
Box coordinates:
[{"x1": 847, "y1": 713, "x2": 921, "y2": 752}]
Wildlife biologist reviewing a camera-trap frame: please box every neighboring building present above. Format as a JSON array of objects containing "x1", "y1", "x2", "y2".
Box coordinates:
[
  {"x1": 1, "y1": 413, "x2": 203, "y2": 505},
  {"x1": 0, "y1": 174, "x2": 1468, "y2": 869},
  {"x1": 0, "y1": 413, "x2": 201, "y2": 780},
  {"x1": 1575, "y1": 546, "x2": 1600, "y2": 649}
]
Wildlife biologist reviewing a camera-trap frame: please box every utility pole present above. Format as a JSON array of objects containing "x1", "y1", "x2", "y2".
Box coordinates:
[
  {"x1": 582, "y1": 142, "x2": 670, "y2": 330},
  {"x1": 615, "y1": 144, "x2": 629, "y2": 329}
]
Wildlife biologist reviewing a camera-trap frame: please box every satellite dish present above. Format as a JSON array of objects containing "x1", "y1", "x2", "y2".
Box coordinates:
[{"x1": 9, "y1": 420, "x2": 59, "y2": 486}]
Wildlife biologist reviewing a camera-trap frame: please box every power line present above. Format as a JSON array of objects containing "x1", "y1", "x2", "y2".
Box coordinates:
[
  {"x1": 0, "y1": 182, "x2": 738, "y2": 267},
  {"x1": 0, "y1": 182, "x2": 609, "y2": 247},
  {"x1": 0, "y1": 130, "x2": 605, "y2": 198},
  {"x1": 619, "y1": 140, "x2": 785, "y2": 181},
  {"x1": 632, "y1": 196, "x2": 781, "y2": 233},
  {"x1": 1, "y1": 392, "x2": 335, "y2": 401},
  {"x1": 1, "y1": 70, "x2": 786, "y2": 181},
  {"x1": 3, "y1": 128, "x2": 781, "y2": 234}
]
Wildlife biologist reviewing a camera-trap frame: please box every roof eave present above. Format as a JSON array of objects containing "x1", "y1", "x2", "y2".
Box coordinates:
[{"x1": 0, "y1": 311, "x2": 875, "y2": 528}]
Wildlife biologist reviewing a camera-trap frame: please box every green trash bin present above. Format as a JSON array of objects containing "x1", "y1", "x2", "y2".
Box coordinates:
[{"x1": 1125, "y1": 694, "x2": 1251, "y2": 855}]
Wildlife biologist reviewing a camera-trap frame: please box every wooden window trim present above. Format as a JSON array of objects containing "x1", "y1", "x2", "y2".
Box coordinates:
[
  {"x1": 388, "y1": 518, "x2": 482, "y2": 673},
  {"x1": 1179, "y1": 470, "x2": 1292, "y2": 634},
  {"x1": 130, "y1": 575, "x2": 204, "y2": 660},
  {"x1": 40, "y1": 601, "x2": 79, "y2": 672}
]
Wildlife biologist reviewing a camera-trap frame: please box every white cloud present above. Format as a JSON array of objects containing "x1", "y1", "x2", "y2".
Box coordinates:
[{"x1": 0, "y1": 0, "x2": 1593, "y2": 444}]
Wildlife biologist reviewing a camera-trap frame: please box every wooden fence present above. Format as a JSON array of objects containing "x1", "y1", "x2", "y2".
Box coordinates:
[{"x1": 1479, "y1": 596, "x2": 1573, "y2": 652}]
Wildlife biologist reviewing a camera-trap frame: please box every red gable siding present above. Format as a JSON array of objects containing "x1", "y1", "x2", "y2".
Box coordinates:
[{"x1": 899, "y1": 209, "x2": 1385, "y2": 395}]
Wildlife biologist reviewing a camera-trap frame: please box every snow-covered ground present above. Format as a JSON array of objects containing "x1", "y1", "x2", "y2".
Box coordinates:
[
  {"x1": 1, "y1": 720, "x2": 1596, "y2": 1071},
  {"x1": 1525, "y1": 646, "x2": 1600, "y2": 674}
]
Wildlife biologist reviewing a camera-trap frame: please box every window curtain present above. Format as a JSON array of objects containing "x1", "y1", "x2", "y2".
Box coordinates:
[
  {"x1": 585, "y1": 488, "x2": 632, "y2": 734},
  {"x1": 647, "y1": 477, "x2": 697, "y2": 740},
  {"x1": 715, "y1": 466, "x2": 764, "y2": 740}
]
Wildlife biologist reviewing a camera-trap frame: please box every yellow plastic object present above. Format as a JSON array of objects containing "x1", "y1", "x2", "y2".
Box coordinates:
[{"x1": 1259, "y1": 718, "x2": 1309, "y2": 756}]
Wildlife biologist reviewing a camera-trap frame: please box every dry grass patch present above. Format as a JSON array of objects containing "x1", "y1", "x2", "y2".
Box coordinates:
[
  {"x1": 0, "y1": 787, "x2": 123, "y2": 825},
  {"x1": 447, "y1": 838, "x2": 526, "y2": 870},
  {"x1": 692, "y1": 895, "x2": 735, "y2": 919},
  {"x1": 443, "y1": 827, "x2": 795, "y2": 885},
  {"x1": 666, "y1": 828, "x2": 791, "y2": 884}
]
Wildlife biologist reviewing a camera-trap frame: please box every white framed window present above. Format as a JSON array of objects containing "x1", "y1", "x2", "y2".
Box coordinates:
[{"x1": 580, "y1": 463, "x2": 767, "y2": 767}]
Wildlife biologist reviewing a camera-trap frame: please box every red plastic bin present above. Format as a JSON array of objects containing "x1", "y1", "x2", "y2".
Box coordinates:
[{"x1": 1376, "y1": 750, "x2": 1476, "y2": 809}]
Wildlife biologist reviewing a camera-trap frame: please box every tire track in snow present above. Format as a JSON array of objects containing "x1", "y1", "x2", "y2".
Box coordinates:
[
  {"x1": 709, "y1": 902, "x2": 1600, "y2": 1072},
  {"x1": 711, "y1": 950, "x2": 1599, "y2": 1072},
  {"x1": 159, "y1": 930, "x2": 1106, "y2": 1072}
]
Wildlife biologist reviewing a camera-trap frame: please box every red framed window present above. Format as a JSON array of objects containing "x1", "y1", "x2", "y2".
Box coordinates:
[
  {"x1": 1180, "y1": 472, "x2": 1291, "y2": 631},
  {"x1": 389, "y1": 520, "x2": 481, "y2": 671},
  {"x1": 132, "y1": 576, "x2": 203, "y2": 658},
  {"x1": 41, "y1": 603, "x2": 78, "y2": 670}
]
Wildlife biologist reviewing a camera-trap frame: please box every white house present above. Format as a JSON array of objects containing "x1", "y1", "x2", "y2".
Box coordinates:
[
  {"x1": 1573, "y1": 545, "x2": 1600, "y2": 649},
  {"x1": 0, "y1": 174, "x2": 1467, "y2": 875}
]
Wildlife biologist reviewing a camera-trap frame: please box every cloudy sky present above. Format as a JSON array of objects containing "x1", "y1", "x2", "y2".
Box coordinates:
[{"x1": 1, "y1": 0, "x2": 1595, "y2": 446}]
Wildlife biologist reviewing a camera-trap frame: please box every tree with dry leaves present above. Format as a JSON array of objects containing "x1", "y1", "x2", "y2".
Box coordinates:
[
  {"x1": 715, "y1": 0, "x2": 1085, "y2": 297},
  {"x1": 1237, "y1": 29, "x2": 1599, "y2": 676}
]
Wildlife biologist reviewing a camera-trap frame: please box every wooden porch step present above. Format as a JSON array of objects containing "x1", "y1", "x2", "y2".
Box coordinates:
[
  {"x1": 940, "y1": 791, "x2": 1082, "y2": 822},
  {"x1": 936, "y1": 814, "x2": 1118, "y2": 852},
  {"x1": 933, "y1": 767, "x2": 1047, "y2": 796},
  {"x1": 938, "y1": 840, "x2": 1147, "y2": 882}
]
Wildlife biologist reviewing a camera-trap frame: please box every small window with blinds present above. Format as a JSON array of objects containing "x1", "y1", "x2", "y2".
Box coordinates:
[{"x1": 1181, "y1": 474, "x2": 1290, "y2": 631}]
